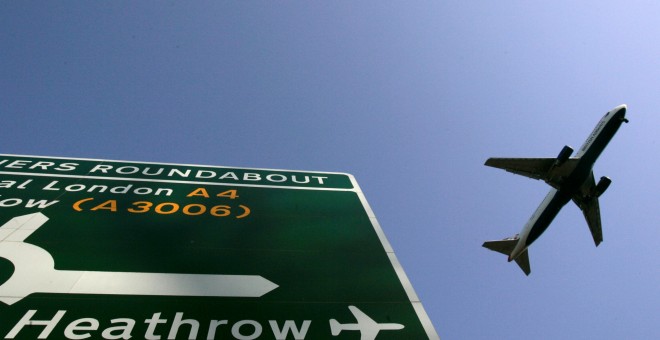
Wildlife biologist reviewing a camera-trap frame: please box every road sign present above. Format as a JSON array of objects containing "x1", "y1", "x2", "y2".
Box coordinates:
[{"x1": 0, "y1": 154, "x2": 438, "y2": 339}]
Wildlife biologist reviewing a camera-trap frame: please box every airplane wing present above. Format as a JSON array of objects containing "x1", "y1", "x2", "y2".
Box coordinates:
[
  {"x1": 348, "y1": 306, "x2": 379, "y2": 340},
  {"x1": 485, "y1": 157, "x2": 581, "y2": 188},
  {"x1": 484, "y1": 158, "x2": 556, "y2": 180},
  {"x1": 572, "y1": 172, "x2": 603, "y2": 246},
  {"x1": 360, "y1": 330, "x2": 378, "y2": 340},
  {"x1": 580, "y1": 198, "x2": 602, "y2": 246}
]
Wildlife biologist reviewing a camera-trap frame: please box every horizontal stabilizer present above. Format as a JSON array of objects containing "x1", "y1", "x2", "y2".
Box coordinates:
[
  {"x1": 483, "y1": 237, "x2": 531, "y2": 275},
  {"x1": 482, "y1": 238, "x2": 517, "y2": 256},
  {"x1": 514, "y1": 250, "x2": 531, "y2": 276}
]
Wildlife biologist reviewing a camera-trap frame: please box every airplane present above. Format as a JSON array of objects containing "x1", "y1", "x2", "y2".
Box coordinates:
[
  {"x1": 329, "y1": 305, "x2": 404, "y2": 339},
  {"x1": 483, "y1": 104, "x2": 628, "y2": 275}
]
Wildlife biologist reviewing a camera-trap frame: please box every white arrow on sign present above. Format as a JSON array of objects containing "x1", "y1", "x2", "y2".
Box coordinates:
[{"x1": 0, "y1": 213, "x2": 278, "y2": 305}]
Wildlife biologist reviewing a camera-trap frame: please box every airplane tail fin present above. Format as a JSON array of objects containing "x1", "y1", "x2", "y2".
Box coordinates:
[
  {"x1": 483, "y1": 237, "x2": 531, "y2": 275},
  {"x1": 513, "y1": 250, "x2": 531, "y2": 276}
]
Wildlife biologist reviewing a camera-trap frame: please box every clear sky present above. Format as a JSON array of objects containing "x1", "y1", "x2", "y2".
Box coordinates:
[{"x1": 2, "y1": 2, "x2": 659, "y2": 339}]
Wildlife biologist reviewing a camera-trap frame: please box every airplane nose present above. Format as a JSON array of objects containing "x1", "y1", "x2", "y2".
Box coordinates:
[{"x1": 613, "y1": 104, "x2": 628, "y2": 123}]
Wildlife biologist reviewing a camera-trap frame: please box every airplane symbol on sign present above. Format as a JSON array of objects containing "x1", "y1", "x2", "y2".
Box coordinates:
[{"x1": 330, "y1": 305, "x2": 404, "y2": 340}]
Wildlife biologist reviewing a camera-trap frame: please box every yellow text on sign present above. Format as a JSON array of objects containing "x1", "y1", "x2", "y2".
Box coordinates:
[
  {"x1": 187, "y1": 188, "x2": 239, "y2": 199},
  {"x1": 72, "y1": 198, "x2": 251, "y2": 218}
]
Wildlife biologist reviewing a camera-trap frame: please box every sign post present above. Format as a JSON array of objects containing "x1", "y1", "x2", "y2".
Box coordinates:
[{"x1": 0, "y1": 154, "x2": 438, "y2": 339}]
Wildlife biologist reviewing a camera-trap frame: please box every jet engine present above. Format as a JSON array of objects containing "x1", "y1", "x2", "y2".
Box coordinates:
[
  {"x1": 594, "y1": 176, "x2": 612, "y2": 197},
  {"x1": 554, "y1": 145, "x2": 573, "y2": 166}
]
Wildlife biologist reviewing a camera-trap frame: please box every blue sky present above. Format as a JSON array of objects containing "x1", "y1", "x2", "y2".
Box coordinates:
[{"x1": 2, "y1": 2, "x2": 659, "y2": 339}]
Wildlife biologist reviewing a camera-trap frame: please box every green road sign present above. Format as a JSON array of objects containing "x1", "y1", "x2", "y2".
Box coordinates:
[{"x1": 0, "y1": 154, "x2": 438, "y2": 339}]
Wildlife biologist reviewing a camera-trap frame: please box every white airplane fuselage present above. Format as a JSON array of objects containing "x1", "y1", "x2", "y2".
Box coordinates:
[{"x1": 508, "y1": 105, "x2": 628, "y2": 262}]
